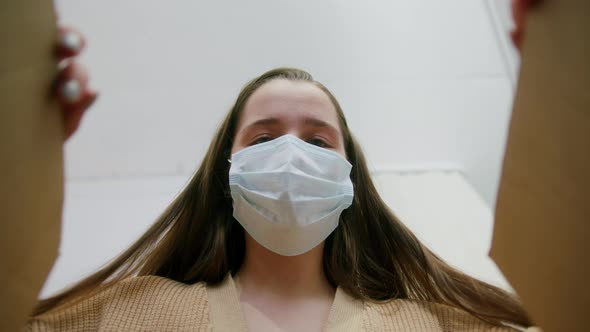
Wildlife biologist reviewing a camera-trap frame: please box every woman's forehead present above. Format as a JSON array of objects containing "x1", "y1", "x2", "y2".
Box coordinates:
[{"x1": 240, "y1": 79, "x2": 340, "y2": 127}]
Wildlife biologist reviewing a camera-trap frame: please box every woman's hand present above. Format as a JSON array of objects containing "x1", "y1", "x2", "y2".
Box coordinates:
[{"x1": 53, "y1": 27, "x2": 98, "y2": 141}]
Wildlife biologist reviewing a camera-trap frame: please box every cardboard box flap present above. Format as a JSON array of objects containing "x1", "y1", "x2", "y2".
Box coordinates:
[
  {"x1": 0, "y1": 1, "x2": 62, "y2": 331},
  {"x1": 490, "y1": 1, "x2": 590, "y2": 331}
]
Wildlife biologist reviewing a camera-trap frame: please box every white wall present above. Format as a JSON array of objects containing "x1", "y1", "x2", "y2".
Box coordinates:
[
  {"x1": 372, "y1": 171, "x2": 511, "y2": 291},
  {"x1": 42, "y1": 176, "x2": 188, "y2": 297},
  {"x1": 56, "y1": 0, "x2": 517, "y2": 206},
  {"x1": 44, "y1": 0, "x2": 519, "y2": 297}
]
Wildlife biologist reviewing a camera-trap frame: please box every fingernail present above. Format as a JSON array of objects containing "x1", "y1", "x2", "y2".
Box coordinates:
[
  {"x1": 61, "y1": 79, "x2": 82, "y2": 103},
  {"x1": 61, "y1": 31, "x2": 82, "y2": 52}
]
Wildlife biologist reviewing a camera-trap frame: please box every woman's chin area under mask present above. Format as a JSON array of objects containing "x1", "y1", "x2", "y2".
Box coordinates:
[
  {"x1": 235, "y1": 233, "x2": 335, "y2": 299},
  {"x1": 231, "y1": 78, "x2": 346, "y2": 158},
  {"x1": 236, "y1": 234, "x2": 336, "y2": 332}
]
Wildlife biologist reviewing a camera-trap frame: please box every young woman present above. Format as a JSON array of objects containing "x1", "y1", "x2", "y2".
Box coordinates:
[{"x1": 29, "y1": 27, "x2": 535, "y2": 332}]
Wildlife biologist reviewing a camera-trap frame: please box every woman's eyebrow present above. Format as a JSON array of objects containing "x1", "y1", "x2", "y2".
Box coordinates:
[
  {"x1": 303, "y1": 117, "x2": 340, "y2": 135},
  {"x1": 239, "y1": 118, "x2": 281, "y2": 134}
]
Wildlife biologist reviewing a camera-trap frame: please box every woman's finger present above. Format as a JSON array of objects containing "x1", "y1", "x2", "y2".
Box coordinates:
[
  {"x1": 52, "y1": 25, "x2": 97, "y2": 140},
  {"x1": 63, "y1": 91, "x2": 98, "y2": 140},
  {"x1": 55, "y1": 26, "x2": 86, "y2": 61},
  {"x1": 53, "y1": 61, "x2": 90, "y2": 105},
  {"x1": 52, "y1": 60, "x2": 98, "y2": 140}
]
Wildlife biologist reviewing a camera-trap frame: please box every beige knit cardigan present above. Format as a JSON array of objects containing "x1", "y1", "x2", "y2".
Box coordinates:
[{"x1": 27, "y1": 275, "x2": 538, "y2": 331}]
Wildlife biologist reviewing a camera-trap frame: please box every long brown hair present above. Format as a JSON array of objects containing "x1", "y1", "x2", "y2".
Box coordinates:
[{"x1": 34, "y1": 68, "x2": 532, "y2": 327}]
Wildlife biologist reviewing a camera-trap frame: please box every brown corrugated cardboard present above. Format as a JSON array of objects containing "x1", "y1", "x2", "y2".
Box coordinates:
[
  {"x1": 0, "y1": 1, "x2": 62, "y2": 331},
  {"x1": 490, "y1": 1, "x2": 590, "y2": 331}
]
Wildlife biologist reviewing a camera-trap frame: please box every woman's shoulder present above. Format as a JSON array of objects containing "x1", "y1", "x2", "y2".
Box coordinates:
[
  {"x1": 363, "y1": 298, "x2": 524, "y2": 332},
  {"x1": 28, "y1": 276, "x2": 210, "y2": 331},
  {"x1": 111, "y1": 274, "x2": 208, "y2": 299},
  {"x1": 103, "y1": 275, "x2": 209, "y2": 309},
  {"x1": 58, "y1": 275, "x2": 209, "y2": 313}
]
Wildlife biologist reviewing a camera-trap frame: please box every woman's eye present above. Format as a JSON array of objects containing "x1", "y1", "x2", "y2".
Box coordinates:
[
  {"x1": 252, "y1": 136, "x2": 273, "y2": 145},
  {"x1": 308, "y1": 138, "x2": 328, "y2": 148}
]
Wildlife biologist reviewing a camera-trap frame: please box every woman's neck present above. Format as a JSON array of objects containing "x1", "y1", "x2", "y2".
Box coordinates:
[{"x1": 235, "y1": 234, "x2": 334, "y2": 299}]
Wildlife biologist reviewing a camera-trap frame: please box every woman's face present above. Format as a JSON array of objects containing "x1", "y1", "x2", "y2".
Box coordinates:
[{"x1": 232, "y1": 79, "x2": 346, "y2": 157}]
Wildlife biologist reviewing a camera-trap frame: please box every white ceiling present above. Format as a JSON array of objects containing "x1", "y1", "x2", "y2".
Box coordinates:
[{"x1": 56, "y1": 0, "x2": 517, "y2": 207}]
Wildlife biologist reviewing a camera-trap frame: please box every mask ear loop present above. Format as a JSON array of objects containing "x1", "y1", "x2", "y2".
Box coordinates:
[{"x1": 225, "y1": 158, "x2": 233, "y2": 198}]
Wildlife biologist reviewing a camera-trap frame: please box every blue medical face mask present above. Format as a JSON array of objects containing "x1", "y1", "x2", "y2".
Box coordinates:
[{"x1": 228, "y1": 134, "x2": 354, "y2": 256}]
